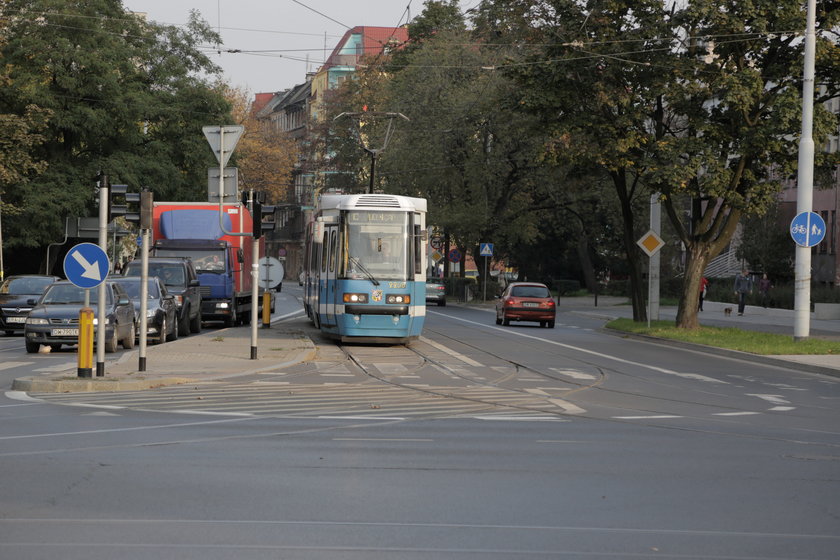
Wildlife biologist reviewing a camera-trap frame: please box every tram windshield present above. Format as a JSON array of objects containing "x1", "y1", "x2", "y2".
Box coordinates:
[{"x1": 341, "y1": 211, "x2": 409, "y2": 281}]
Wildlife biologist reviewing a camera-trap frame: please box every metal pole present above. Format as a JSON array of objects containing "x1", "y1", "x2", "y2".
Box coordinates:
[
  {"x1": 483, "y1": 256, "x2": 488, "y2": 302},
  {"x1": 138, "y1": 228, "x2": 149, "y2": 371},
  {"x1": 96, "y1": 178, "x2": 108, "y2": 376},
  {"x1": 248, "y1": 190, "x2": 259, "y2": 359},
  {"x1": 794, "y1": 0, "x2": 817, "y2": 341},
  {"x1": 649, "y1": 193, "x2": 661, "y2": 321}
]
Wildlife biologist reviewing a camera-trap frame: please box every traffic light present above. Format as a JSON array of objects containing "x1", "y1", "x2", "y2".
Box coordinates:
[
  {"x1": 252, "y1": 200, "x2": 275, "y2": 239},
  {"x1": 108, "y1": 184, "x2": 139, "y2": 224},
  {"x1": 109, "y1": 185, "x2": 153, "y2": 229}
]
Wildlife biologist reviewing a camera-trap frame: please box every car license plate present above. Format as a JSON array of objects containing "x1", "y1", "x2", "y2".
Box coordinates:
[
  {"x1": 7, "y1": 317, "x2": 26, "y2": 323},
  {"x1": 51, "y1": 328, "x2": 79, "y2": 336},
  {"x1": 523, "y1": 302, "x2": 539, "y2": 308}
]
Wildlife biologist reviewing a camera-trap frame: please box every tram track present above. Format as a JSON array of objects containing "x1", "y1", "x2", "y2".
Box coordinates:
[{"x1": 337, "y1": 338, "x2": 595, "y2": 417}]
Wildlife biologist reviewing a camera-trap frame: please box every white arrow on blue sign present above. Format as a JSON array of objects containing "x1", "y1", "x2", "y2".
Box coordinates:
[
  {"x1": 790, "y1": 211, "x2": 826, "y2": 248},
  {"x1": 479, "y1": 243, "x2": 494, "y2": 257},
  {"x1": 63, "y1": 242, "x2": 110, "y2": 289}
]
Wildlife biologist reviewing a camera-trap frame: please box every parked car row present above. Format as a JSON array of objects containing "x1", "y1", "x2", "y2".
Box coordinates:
[{"x1": 0, "y1": 267, "x2": 202, "y2": 354}]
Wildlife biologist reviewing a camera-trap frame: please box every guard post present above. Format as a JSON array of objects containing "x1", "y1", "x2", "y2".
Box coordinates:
[
  {"x1": 77, "y1": 307, "x2": 94, "y2": 378},
  {"x1": 262, "y1": 291, "x2": 271, "y2": 328}
]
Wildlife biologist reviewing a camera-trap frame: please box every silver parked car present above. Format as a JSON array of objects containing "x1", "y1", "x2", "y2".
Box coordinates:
[
  {"x1": 110, "y1": 276, "x2": 178, "y2": 344},
  {"x1": 24, "y1": 280, "x2": 136, "y2": 353}
]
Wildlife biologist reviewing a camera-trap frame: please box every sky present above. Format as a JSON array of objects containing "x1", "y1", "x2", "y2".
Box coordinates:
[{"x1": 123, "y1": 0, "x2": 480, "y2": 95}]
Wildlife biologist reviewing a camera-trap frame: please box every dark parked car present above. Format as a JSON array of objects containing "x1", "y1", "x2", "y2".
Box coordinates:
[
  {"x1": 425, "y1": 278, "x2": 446, "y2": 306},
  {"x1": 124, "y1": 257, "x2": 201, "y2": 335},
  {"x1": 110, "y1": 276, "x2": 178, "y2": 344},
  {"x1": 24, "y1": 280, "x2": 136, "y2": 353},
  {"x1": 0, "y1": 274, "x2": 61, "y2": 335},
  {"x1": 495, "y1": 282, "x2": 556, "y2": 328}
]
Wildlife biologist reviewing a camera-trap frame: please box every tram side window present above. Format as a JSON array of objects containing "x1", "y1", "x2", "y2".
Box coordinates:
[
  {"x1": 413, "y1": 221, "x2": 422, "y2": 276},
  {"x1": 320, "y1": 231, "x2": 328, "y2": 272},
  {"x1": 329, "y1": 230, "x2": 337, "y2": 273}
]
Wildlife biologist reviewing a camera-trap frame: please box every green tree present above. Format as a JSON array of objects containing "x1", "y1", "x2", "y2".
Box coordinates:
[
  {"x1": 477, "y1": 0, "x2": 675, "y2": 321},
  {"x1": 0, "y1": 0, "x2": 232, "y2": 272}
]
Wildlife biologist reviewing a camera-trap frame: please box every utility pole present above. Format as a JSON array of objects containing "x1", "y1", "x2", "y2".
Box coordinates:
[{"x1": 794, "y1": 0, "x2": 817, "y2": 341}]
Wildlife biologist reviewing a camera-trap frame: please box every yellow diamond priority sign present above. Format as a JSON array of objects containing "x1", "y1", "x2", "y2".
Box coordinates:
[{"x1": 637, "y1": 230, "x2": 664, "y2": 257}]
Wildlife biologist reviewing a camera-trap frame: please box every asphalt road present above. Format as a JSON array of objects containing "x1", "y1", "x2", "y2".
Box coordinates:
[{"x1": 1, "y1": 288, "x2": 838, "y2": 559}]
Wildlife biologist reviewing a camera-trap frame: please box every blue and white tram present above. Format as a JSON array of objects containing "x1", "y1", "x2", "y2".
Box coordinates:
[{"x1": 302, "y1": 193, "x2": 428, "y2": 343}]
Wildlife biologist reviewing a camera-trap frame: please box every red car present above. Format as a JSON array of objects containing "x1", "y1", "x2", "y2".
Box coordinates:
[{"x1": 495, "y1": 282, "x2": 556, "y2": 328}]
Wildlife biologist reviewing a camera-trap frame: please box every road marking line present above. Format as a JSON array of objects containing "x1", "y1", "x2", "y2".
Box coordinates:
[
  {"x1": 333, "y1": 438, "x2": 433, "y2": 442},
  {"x1": 548, "y1": 398, "x2": 586, "y2": 414},
  {"x1": 769, "y1": 406, "x2": 796, "y2": 412},
  {"x1": 420, "y1": 336, "x2": 484, "y2": 367},
  {"x1": 317, "y1": 416, "x2": 405, "y2": 420},
  {"x1": 474, "y1": 416, "x2": 566, "y2": 422},
  {"x1": 612, "y1": 415, "x2": 683, "y2": 419},
  {"x1": 434, "y1": 314, "x2": 729, "y2": 383},
  {"x1": 550, "y1": 368, "x2": 596, "y2": 380},
  {"x1": 0, "y1": 361, "x2": 33, "y2": 371},
  {"x1": 713, "y1": 412, "x2": 762, "y2": 416},
  {"x1": 747, "y1": 394, "x2": 790, "y2": 405}
]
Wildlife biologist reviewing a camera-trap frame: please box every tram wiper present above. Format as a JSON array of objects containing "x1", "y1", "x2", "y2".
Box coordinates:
[{"x1": 349, "y1": 257, "x2": 379, "y2": 286}]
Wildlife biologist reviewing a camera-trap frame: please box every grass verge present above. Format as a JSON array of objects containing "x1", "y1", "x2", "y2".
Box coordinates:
[{"x1": 606, "y1": 318, "x2": 840, "y2": 355}]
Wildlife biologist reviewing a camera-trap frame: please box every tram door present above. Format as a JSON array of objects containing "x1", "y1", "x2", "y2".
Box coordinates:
[{"x1": 318, "y1": 224, "x2": 338, "y2": 327}]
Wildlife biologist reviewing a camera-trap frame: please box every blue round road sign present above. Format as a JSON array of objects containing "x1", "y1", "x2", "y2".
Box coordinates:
[
  {"x1": 63, "y1": 242, "x2": 110, "y2": 289},
  {"x1": 790, "y1": 211, "x2": 826, "y2": 248},
  {"x1": 448, "y1": 249, "x2": 462, "y2": 263}
]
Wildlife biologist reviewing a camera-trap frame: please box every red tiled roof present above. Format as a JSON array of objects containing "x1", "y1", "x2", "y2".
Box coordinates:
[{"x1": 252, "y1": 92, "x2": 276, "y2": 113}]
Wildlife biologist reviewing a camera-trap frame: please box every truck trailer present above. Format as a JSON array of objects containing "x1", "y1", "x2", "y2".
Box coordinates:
[{"x1": 150, "y1": 202, "x2": 266, "y2": 327}]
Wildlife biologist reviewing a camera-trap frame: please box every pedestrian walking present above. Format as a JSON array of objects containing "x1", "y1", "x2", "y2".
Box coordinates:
[
  {"x1": 699, "y1": 276, "x2": 709, "y2": 311},
  {"x1": 758, "y1": 273, "x2": 772, "y2": 308},
  {"x1": 733, "y1": 269, "x2": 753, "y2": 316}
]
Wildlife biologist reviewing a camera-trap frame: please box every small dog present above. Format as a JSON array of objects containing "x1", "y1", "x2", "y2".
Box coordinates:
[{"x1": 724, "y1": 307, "x2": 732, "y2": 317}]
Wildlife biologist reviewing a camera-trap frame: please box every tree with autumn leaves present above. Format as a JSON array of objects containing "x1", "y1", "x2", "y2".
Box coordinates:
[{"x1": 225, "y1": 87, "x2": 297, "y2": 204}]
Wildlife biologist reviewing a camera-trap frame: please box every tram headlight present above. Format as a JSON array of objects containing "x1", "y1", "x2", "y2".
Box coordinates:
[
  {"x1": 343, "y1": 293, "x2": 368, "y2": 304},
  {"x1": 386, "y1": 294, "x2": 410, "y2": 304}
]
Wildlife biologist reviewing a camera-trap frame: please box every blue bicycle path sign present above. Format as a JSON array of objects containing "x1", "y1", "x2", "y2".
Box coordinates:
[
  {"x1": 63, "y1": 242, "x2": 110, "y2": 289},
  {"x1": 790, "y1": 212, "x2": 826, "y2": 248}
]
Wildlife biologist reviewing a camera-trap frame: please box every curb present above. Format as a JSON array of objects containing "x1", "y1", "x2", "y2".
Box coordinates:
[
  {"x1": 600, "y1": 327, "x2": 840, "y2": 380},
  {"x1": 11, "y1": 375, "x2": 199, "y2": 393},
  {"x1": 11, "y1": 335, "x2": 319, "y2": 394}
]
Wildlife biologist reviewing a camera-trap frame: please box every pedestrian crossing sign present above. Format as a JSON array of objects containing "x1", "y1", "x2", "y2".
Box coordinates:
[{"x1": 480, "y1": 243, "x2": 494, "y2": 257}]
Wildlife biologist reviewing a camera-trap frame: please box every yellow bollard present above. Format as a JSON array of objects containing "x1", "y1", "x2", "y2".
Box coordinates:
[
  {"x1": 77, "y1": 307, "x2": 94, "y2": 378},
  {"x1": 262, "y1": 291, "x2": 271, "y2": 328}
]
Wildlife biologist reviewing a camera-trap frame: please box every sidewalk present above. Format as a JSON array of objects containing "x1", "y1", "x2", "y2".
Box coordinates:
[
  {"x1": 559, "y1": 296, "x2": 840, "y2": 377},
  {"x1": 11, "y1": 323, "x2": 317, "y2": 393}
]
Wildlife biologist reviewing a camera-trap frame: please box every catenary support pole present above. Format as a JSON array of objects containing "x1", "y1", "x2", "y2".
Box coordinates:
[{"x1": 794, "y1": 0, "x2": 817, "y2": 341}]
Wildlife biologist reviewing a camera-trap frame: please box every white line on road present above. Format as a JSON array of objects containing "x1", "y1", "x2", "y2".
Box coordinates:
[
  {"x1": 420, "y1": 336, "x2": 484, "y2": 367},
  {"x1": 612, "y1": 415, "x2": 683, "y2": 420},
  {"x1": 549, "y1": 367, "x2": 596, "y2": 380},
  {"x1": 713, "y1": 412, "x2": 762, "y2": 416},
  {"x1": 431, "y1": 313, "x2": 729, "y2": 384},
  {"x1": 747, "y1": 394, "x2": 790, "y2": 405},
  {"x1": 0, "y1": 361, "x2": 33, "y2": 371}
]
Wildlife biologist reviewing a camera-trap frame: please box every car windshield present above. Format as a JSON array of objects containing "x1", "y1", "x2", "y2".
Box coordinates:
[
  {"x1": 127, "y1": 264, "x2": 186, "y2": 288},
  {"x1": 1, "y1": 277, "x2": 54, "y2": 295},
  {"x1": 340, "y1": 211, "x2": 409, "y2": 281},
  {"x1": 511, "y1": 285, "x2": 550, "y2": 298},
  {"x1": 113, "y1": 280, "x2": 160, "y2": 300},
  {"x1": 153, "y1": 250, "x2": 225, "y2": 274},
  {"x1": 42, "y1": 284, "x2": 112, "y2": 305}
]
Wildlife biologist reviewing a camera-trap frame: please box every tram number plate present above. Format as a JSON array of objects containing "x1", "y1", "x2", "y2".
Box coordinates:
[
  {"x1": 523, "y1": 302, "x2": 539, "y2": 308},
  {"x1": 52, "y1": 328, "x2": 79, "y2": 336}
]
